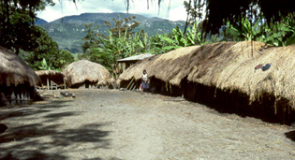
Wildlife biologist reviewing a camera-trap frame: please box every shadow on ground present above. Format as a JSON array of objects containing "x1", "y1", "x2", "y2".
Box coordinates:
[
  {"x1": 0, "y1": 100, "x2": 111, "y2": 160},
  {"x1": 0, "y1": 100, "x2": 72, "y2": 121},
  {"x1": 285, "y1": 130, "x2": 295, "y2": 142}
]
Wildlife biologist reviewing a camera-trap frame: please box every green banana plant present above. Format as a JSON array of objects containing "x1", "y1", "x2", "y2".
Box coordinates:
[
  {"x1": 224, "y1": 17, "x2": 263, "y2": 41},
  {"x1": 280, "y1": 14, "x2": 295, "y2": 46},
  {"x1": 39, "y1": 58, "x2": 51, "y2": 70},
  {"x1": 223, "y1": 15, "x2": 295, "y2": 46}
]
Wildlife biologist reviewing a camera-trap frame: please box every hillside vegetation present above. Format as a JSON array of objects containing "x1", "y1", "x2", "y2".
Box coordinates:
[{"x1": 38, "y1": 12, "x2": 185, "y2": 53}]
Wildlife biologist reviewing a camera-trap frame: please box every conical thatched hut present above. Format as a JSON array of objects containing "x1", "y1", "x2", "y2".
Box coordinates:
[
  {"x1": 119, "y1": 41, "x2": 295, "y2": 124},
  {"x1": 0, "y1": 46, "x2": 40, "y2": 106},
  {"x1": 63, "y1": 60, "x2": 111, "y2": 88},
  {"x1": 35, "y1": 70, "x2": 65, "y2": 90}
]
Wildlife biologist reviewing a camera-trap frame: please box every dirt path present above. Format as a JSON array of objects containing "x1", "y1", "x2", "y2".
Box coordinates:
[{"x1": 1, "y1": 90, "x2": 295, "y2": 160}]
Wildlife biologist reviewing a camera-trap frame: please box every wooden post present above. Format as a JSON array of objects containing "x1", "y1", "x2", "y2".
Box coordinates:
[
  {"x1": 11, "y1": 88, "x2": 16, "y2": 105},
  {"x1": 20, "y1": 86, "x2": 24, "y2": 104},
  {"x1": 16, "y1": 87, "x2": 20, "y2": 104},
  {"x1": 132, "y1": 85, "x2": 137, "y2": 91},
  {"x1": 129, "y1": 82, "x2": 135, "y2": 91},
  {"x1": 64, "y1": 78, "x2": 66, "y2": 89},
  {"x1": 28, "y1": 89, "x2": 30, "y2": 102},
  {"x1": 47, "y1": 78, "x2": 49, "y2": 90},
  {"x1": 22, "y1": 87, "x2": 28, "y2": 104},
  {"x1": 126, "y1": 77, "x2": 134, "y2": 89}
]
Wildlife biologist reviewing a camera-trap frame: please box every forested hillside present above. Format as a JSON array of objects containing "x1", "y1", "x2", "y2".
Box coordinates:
[{"x1": 37, "y1": 12, "x2": 186, "y2": 53}]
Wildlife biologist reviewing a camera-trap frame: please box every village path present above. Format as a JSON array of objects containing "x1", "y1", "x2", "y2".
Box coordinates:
[{"x1": 0, "y1": 89, "x2": 295, "y2": 160}]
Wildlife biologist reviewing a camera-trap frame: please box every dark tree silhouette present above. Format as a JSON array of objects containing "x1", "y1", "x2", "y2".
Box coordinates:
[
  {"x1": 0, "y1": 0, "x2": 55, "y2": 54},
  {"x1": 123, "y1": 0, "x2": 295, "y2": 34}
]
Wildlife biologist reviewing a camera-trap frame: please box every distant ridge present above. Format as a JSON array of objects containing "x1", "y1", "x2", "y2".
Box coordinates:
[
  {"x1": 35, "y1": 17, "x2": 48, "y2": 25},
  {"x1": 37, "y1": 12, "x2": 186, "y2": 53}
]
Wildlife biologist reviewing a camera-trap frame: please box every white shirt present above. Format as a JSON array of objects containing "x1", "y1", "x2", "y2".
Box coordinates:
[{"x1": 142, "y1": 73, "x2": 148, "y2": 81}]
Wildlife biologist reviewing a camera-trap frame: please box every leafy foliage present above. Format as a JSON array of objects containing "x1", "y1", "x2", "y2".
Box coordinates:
[
  {"x1": 124, "y1": 0, "x2": 295, "y2": 35},
  {"x1": 80, "y1": 15, "x2": 147, "y2": 76},
  {"x1": 81, "y1": 23, "x2": 101, "y2": 53},
  {"x1": 183, "y1": 0, "x2": 204, "y2": 34},
  {"x1": 0, "y1": 0, "x2": 54, "y2": 53},
  {"x1": 223, "y1": 15, "x2": 295, "y2": 46},
  {"x1": 264, "y1": 14, "x2": 295, "y2": 46},
  {"x1": 149, "y1": 22, "x2": 211, "y2": 54},
  {"x1": 105, "y1": 15, "x2": 140, "y2": 38},
  {"x1": 19, "y1": 26, "x2": 74, "y2": 70},
  {"x1": 39, "y1": 58, "x2": 52, "y2": 70},
  {"x1": 223, "y1": 17, "x2": 264, "y2": 41},
  {"x1": 37, "y1": 13, "x2": 186, "y2": 54}
]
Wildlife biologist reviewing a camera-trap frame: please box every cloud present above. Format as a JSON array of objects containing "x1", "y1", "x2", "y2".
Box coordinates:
[{"x1": 37, "y1": 0, "x2": 188, "y2": 22}]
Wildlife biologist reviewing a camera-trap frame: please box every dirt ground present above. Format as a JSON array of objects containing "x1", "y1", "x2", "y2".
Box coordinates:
[{"x1": 0, "y1": 89, "x2": 295, "y2": 160}]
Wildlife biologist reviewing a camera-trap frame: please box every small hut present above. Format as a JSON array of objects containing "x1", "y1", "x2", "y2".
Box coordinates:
[
  {"x1": 35, "y1": 70, "x2": 65, "y2": 90},
  {"x1": 0, "y1": 46, "x2": 40, "y2": 106},
  {"x1": 63, "y1": 60, "x2": 111, "y2": 88},
  {"x1": 117, "y1": 53, "x2": 154, "y2": 71}
]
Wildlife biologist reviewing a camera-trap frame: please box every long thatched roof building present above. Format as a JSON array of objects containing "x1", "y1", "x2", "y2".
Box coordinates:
[
  {"x1": 63, "y1": 60, "x2": 111, "y2": 88},
  {"x1": 0, "y1": 46, "x2": 40, "y2": 105},
  {"x1": 119, "y1": 41, "x2": 295, "y2": 124}
]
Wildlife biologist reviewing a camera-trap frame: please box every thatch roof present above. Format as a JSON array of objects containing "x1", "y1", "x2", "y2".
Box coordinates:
[
  {"x1": 63, "y1": 60, "x2": 111, "y2": 87},
  {"x1": 119, "y1": 41, "x2": 295, "y2": 104},
  {"x1": 0, "y1": 46, "x2": 39, "y2": 87},
  {"x1": 98, "y1": 78, "x2": 115, "y2": 86},
  {"x1": 35, "y1": 70, "x2": 65, "y2": 85},
  {"x1": 35, "y1": 70, "x2": 64, "y2": 77}
]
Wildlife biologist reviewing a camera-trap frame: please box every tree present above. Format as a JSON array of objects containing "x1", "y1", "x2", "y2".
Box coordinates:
[
  {"x1": 59, "y1": 49, "x2": 75, "y2": 69},
  {"x1": 66, "y1": 0, "x2": 295, "y2": 35},
  {"x1": 223, "y1": 17, "x2": 264, "y2": 42},
  {"x1": 125, "y1": 29, "x2": 149, "y2": 56},
  {"x1": 104, "y1": 14, "x2": 140, "y2": 38},
  {"x1": 123, "y1": 0, "x2": 295, "y2": 35},
  {"x1": 149, "y1": 22, "x2": 208, "y2": 54},
  {"x1": 81, "y1": 23, "x2": 101, "y2": 53},
  {"x1": 0, "y1": 0, "x2": 55, "y2": 54},
  {"x1": 183, "y1": 0, "x2": 204, "y2": 34},
  {"x1": 20, "y1": 26, "x2": 74, "y2": 70},
  {"x1": 80, "y1": 15, "x2": 143, "y2": 77},
  {"x1": 222, "y1": 14, "x2": 295, "y2": 46}
]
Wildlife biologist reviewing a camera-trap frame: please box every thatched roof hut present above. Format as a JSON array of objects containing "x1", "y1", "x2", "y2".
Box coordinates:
[
  {"x1": 35, "y1": 70, "x2": 65, "y2": 89},
  {"x1": 119, "y1": 41, "x2": 273, "y2": 99},
  {"x1": 119, "y1": 41, "x2": 295, "y2": 124},
  {"x1": 63, "y1": 60, "x2": 111, "y2": 88},
  {"x1": 0, "y1": 46, "x2": 40, "y2": 105},
  {"x1": 0, "y1": 46, "x2": 39, "y2": 87}
]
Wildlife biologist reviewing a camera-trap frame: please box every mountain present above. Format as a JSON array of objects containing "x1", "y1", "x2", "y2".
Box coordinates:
[
  {"x1": 37, "y1": 12, "x2": 186, "y2": 54},
  {"x1": 35, "y1": 17, "x2": 48, "y2": 25}
]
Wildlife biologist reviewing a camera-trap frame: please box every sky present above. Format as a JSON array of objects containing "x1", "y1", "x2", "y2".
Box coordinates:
[{"x1": 37, "y1": 0, "x2": 189, "y2": 22}]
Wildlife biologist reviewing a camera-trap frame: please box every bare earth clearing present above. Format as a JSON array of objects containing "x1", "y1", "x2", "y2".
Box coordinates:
[{"x1": 1, "y1": 89, "x2": 295, "y2": 160}]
